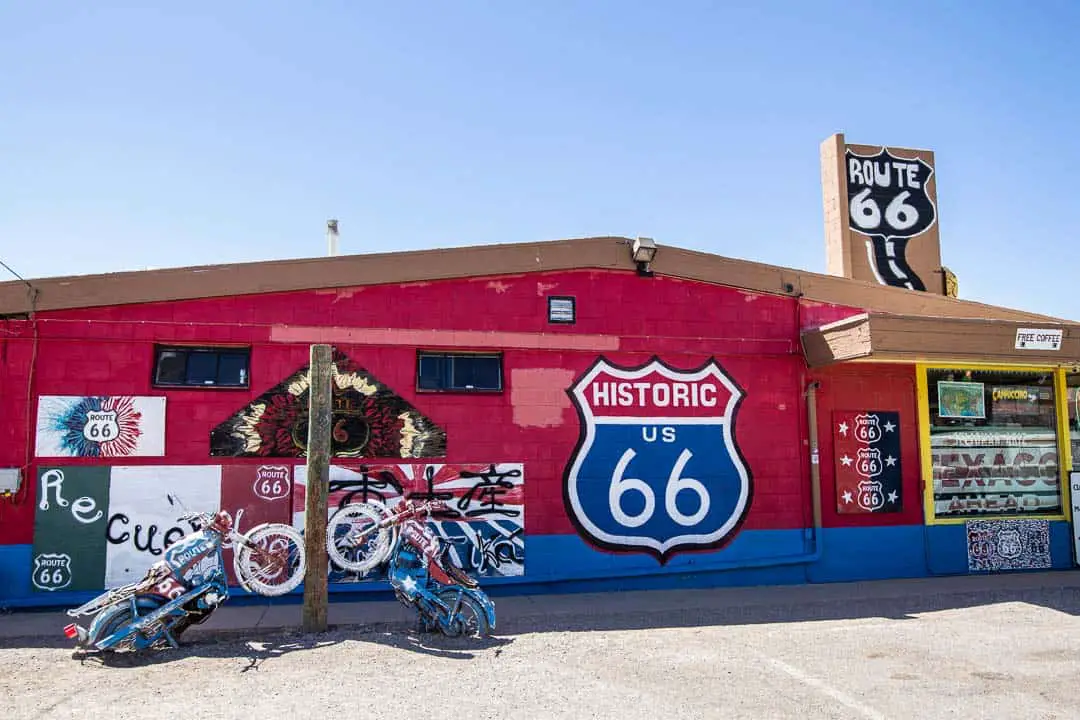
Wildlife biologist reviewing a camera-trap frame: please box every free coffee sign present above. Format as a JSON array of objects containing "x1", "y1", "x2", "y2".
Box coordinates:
[{"x1": 1014, "y1": 328, "x2": 1063, "y2": 352}]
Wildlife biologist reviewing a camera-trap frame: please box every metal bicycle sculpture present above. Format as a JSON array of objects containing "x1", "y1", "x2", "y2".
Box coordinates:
[
  {"x1": 326, "y1": 498, "x2": 497, "y2": 638},
  {"x1": 64, "y1": 508, "x2": 306, "y2": 653}
]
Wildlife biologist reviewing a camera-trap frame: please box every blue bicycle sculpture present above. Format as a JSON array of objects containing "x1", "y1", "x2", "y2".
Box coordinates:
[
  {"x1": 326, "y1": 498, "x2": 497, "y2": 637},
  {"x1": 64, "y1": 509, "x2": 306, "y2": 652}
]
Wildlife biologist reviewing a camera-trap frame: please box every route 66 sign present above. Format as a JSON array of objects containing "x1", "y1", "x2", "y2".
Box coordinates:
[
  {"x1": 855, "y1": 447, "x2": 883, "y2": 478},
  {"x1": 32, "y1": 552, "x2": 73, "y2": 591},
  {"x1": 563, "y1": 356, "x2": 753, "y2": 564},
  {"x1": 853, "y1": 413, "x2": 882, "y2": 444},
  {"x1": 83, "y1": 410, "x2": 119, "y2": 443},
  {"x1": 845, "y1": 147, "x2": 937, "y2": 291},
  {"x1": 834, "y1": 410, "x2": 901, "y2": 515},
  {"x1": 856, "y1": 479, "x2": 885, "y2": 512},
  {"x1": 997, "y1": 528, "x2": 1023, "y2": 559}
]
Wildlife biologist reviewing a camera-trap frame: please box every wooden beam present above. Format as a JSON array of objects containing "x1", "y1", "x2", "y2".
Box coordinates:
[{"x1": 302, "y1": 343, "x2": 333, "y2": 633}]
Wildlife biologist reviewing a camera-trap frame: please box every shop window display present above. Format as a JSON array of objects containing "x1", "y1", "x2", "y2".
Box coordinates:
[
  {"x1": 1065, "y1": 374, "x2": 1080, "y2": 469},
  {"x1": 928, "y1": 368, "x2": 1062, "y2": 518}
]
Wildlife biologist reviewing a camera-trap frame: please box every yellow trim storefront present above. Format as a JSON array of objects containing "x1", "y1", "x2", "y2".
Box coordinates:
[{"x1": 916, "y1": 362, "x2": 1074, "y2": 526}]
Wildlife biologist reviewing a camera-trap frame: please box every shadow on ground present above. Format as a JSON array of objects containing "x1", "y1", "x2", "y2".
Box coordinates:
[
  {"x1": 495, "y1": 583, "x2": 1080, "y2": 635},
  {"x1": 60, "y1": 622, "x2": 513, "y2": 668},
  {"x1": 6, "y1": 574, "x2": 1080, "y2": 658},
  {"x1": 69, "y1": 632, "x2": 345, "y2": 670}
]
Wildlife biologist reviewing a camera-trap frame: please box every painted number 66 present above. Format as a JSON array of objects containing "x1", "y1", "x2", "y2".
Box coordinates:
[
  {"x1": 609, "y1": 448, "x2": 710, "y2": 528},
  {"x1": 38, "y1": 568, "x2": 66, "y2": 586},
  {"x1": 260, "y1": 480, "x2": 284, "y2": 497}
]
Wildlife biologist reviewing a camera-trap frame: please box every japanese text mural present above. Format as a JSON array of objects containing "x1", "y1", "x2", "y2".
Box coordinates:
[
  {"x1": 563, "y1": 356, "x2": 753, "y2": 564},
  {"x1": 833, "y1": 410, "x2": 902, "y2": 514},
  {"x1": 210, "y1": 350, "x2": 447, "y2": 458},
  {"x1": 292, "y1": 463, "x2": 525, "y2": 582}
]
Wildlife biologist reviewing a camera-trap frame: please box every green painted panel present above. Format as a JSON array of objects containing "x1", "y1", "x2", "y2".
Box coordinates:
[{"x1": 31, "y1": 466, "x2": 110, "y2": 592}]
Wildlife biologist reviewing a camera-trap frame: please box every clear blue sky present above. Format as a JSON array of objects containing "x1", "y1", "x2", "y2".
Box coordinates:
[{"x1": 3, "y1": 1, "x2": 1078, "y2": 319}]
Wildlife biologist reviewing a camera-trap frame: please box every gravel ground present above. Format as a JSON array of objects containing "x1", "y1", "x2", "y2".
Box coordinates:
[{"x1": 3, "y1": 592, "x2": 1080, "y2": 720}]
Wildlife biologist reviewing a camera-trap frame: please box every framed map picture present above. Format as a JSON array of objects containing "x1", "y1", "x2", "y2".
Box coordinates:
[{"x1": 937, "y1": 381, "x2": 985, "y2": 419}]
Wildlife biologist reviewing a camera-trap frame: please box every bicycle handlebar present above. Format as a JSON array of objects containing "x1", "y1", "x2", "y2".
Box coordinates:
[{"x1": 377, "y1": 499, "x2": 447, "y2": 527}]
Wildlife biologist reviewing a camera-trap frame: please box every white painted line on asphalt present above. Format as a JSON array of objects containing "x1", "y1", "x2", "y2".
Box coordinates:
[{"x1": 757, "y1": 653, "x2": 888, "y2": 720}]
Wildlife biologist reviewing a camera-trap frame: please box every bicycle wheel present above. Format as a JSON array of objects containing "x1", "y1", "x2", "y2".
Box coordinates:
[
  {"x1": 435, "y1": 587, "x2": 489, "y2": 639},
  {"x1": 326, "y1": 502, "x2": 395, "y2": 574},
  {"x1": 87, "y1": 596, "x2": 165, "y2": 651},
  {"x1": 235, "y1": 523, "x2": 306, "y2": 597}
]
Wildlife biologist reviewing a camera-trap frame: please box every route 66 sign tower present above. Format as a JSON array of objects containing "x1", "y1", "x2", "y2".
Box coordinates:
[{"x1": 821, "y1": 133, "x2": 953, "y2": 295}]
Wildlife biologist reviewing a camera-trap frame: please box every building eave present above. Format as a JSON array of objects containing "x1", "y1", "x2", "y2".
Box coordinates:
[
  {"x1": 801, "y1": 312, "x2": 1080, "y2": 367},
  {"x1": 0, "y1": 235, "x2": 1069, "y2": 326}
]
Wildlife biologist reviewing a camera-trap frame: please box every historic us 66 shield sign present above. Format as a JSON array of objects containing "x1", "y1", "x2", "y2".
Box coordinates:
[{"x1": 563, "y1": 356, "x2": 753, "y2": 564}]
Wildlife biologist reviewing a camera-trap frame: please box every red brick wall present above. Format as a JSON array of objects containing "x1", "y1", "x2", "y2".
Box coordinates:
[
  {"x1": 0, "y1": 269, "x2": 875, "y2": 546},
  {"x1": 799, "y1": 300, "x2": 864, "y2": 330}
]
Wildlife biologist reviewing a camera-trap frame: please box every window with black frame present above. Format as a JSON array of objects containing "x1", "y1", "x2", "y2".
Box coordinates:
[
  {"x1": 927, "y1": 367, "x2": 1061, "y2": 519},
  {"x1": 153, "y1": 346, "x2": 250, "y2": 388},
  {"x1": 417, "y1": 351, "x2": 502, "y2": 392}
]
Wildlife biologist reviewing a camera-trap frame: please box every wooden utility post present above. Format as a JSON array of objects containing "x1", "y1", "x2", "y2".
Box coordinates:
[{"x1": 302, "y1": 344, "x2": 333, "y2": 632}]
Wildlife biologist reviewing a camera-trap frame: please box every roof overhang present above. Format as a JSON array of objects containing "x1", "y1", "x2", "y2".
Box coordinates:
[
  {"x1": 801, "y1": 312, "x2": 1080, "y2": 367},
  {"x1": 0, "y1": 235, "x2": 1073, "y2": 327}
]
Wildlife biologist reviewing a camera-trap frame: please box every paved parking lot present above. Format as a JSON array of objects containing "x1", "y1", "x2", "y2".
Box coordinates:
[{"x1": 3, "y1": 573, "x2": 1080, "y2": 719}]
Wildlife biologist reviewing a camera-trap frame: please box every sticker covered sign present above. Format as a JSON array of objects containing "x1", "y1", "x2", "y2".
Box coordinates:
[{"x1": 967, "y1": 519, "x2": 1051, "y2": 572}]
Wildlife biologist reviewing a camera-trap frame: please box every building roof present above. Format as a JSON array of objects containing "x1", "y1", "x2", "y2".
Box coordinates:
[{"x1": 0, "y1": 235, "x2": 1068, "y2": 326}]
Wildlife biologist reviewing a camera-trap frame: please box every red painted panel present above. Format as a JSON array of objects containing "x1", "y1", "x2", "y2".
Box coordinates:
[
  {"x1": 810, "y1": 364, "x2": 923, "y2": 528},
  {"x1": 219, "y1": 464, "x2": 293, "y2": 586}
]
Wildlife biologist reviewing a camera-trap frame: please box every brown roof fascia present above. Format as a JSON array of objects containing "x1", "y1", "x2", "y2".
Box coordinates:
[
  {"x1": 0, "y1": 236, "x2": 630, "y2": 315},
  {"x1": 802, "y1": 312, "x2": 1080, "y2": 368},
  {"x1": 0, "y1": 235, "x2": 1069, "y2": 325},
  {"x1": 651, "y1": 245, "x2": 1064, "y2": 323}
]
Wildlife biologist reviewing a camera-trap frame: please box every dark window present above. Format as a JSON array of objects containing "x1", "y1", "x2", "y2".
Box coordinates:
[
  {"x1": 153, "y1": 346, "x2": 250, "y2": 388},
  {"x1": 417, "y1": 352, "x2": 502, "y2": 392}
]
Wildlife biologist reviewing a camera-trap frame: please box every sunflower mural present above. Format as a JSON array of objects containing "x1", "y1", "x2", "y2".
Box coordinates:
[{"x1": 209, "y1": 350, "x2": 447, "y2": 458}]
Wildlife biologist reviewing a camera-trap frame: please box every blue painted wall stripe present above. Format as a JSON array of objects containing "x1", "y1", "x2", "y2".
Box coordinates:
[{"x1": 1, "y1": 522, "x2": 1075, "y2": 610}]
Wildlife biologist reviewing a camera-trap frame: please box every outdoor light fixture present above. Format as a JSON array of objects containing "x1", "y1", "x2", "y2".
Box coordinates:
[{"x1": 631, "y1": 236, "x2": 657, "y2": 277}]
